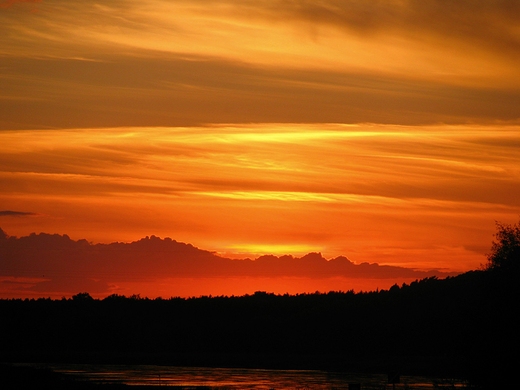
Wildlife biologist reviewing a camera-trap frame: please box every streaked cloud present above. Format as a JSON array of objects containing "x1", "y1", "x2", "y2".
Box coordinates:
[
  {"x1": 1, "y1": 1, "x2": 519, "y2": 128},
  {"x1": 0, "y1": 210, "x2": 37, "y2": 217},
  {"x1": 1, "y1": 124, "x2": 519, "y2": 272},
  {"x1": 5, "y1": 0, "x2": 516, "y2": 77}
]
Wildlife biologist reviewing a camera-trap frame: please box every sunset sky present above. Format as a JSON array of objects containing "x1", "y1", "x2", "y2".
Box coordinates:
[{"x1": 1, "y1": 0, "x2": 520, "y2": 298}]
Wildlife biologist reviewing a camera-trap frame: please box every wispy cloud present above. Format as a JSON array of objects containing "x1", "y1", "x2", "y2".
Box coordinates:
[
  {"x1": 1, "y1": 1, "x2": 519, "y2": 128},
  {"x1": 1, "y1": 124, "x2": 518, "y2": 272},
  {"x1": 0, "y1": 210, "x2": 37, "y2": 217}
]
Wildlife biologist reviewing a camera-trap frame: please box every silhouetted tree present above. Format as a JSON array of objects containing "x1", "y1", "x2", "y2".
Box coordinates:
[
  {"x1": 485, "y1": 219, "x2": 520, "y2": 272},
  {"x1": 72, "y1": 292, "x2": 94, "y2": 301}
]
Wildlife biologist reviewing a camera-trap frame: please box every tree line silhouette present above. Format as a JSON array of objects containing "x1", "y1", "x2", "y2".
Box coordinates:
[{"x1": 1, "y1": 220, "x2": 519, "y2": 389}]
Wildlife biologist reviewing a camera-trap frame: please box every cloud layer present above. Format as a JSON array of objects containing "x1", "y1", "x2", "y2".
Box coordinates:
[
  {"x1": 1, "y1": 124, "x2": 519, "y2": 274},
  {"x1": 1, "y1": 0, "x2": 519, "y2": 128},
  {"x1": 0, "y1": 228, "x2": 456, "y2": 298}
]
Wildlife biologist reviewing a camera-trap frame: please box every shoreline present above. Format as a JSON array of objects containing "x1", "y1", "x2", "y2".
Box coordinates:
[{"x1": 1, "y1": 362, "x2": 468, "y2": 389}]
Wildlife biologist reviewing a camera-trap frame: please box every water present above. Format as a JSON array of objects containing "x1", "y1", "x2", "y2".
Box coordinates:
[{"x1": 24, "y1": 364, "x2": 466, "y2": 389}]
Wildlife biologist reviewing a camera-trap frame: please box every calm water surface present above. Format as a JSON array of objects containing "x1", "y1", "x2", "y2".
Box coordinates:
[{"x1": 32, "y1": 364, "x2": 465, "y2": 389}]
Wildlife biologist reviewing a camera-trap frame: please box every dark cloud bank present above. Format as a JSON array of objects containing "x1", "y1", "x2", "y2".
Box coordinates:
[
  {"x1": 0, "y1": 228, "x2": 457, "y2": 296},
  {"x1": 0, "y1": 210, "x2": 37, "y2": 217}
]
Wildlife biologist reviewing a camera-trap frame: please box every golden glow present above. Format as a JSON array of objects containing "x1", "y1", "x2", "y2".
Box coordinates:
[
  {"x1": 2, "y1": 2, "x2": 520, "y2": 128},
  {"x1": 193, "y1": 191, "x2": 338, "y2": 202},
  {"x1": 1, "y1": 123, "x2": 519, "y2": 275},
  {"x1": 3, "y1": 1, "x2": 517, "y2": 87},
  {"x1": 226, "y1": 244, "x2": 318, "y2": 258}
]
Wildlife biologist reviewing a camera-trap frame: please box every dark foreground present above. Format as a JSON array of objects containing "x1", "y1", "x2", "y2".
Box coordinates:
[
  {"x1": 0, "y1": 364, "x2": 127, "y2": 389},
  {"x1": 1, "y1": 269, "x2": 518, "y2": 389}
]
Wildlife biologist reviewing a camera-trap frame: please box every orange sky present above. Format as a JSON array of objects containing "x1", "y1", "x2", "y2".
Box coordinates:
[{"x1": 1, "y1": 1, "x2": 520, "y2": 298}]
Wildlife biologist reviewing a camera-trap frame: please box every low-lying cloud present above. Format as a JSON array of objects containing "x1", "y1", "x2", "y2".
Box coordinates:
[
  {"x1": 0, "y1": 210, "x2": 37, "y2": 217},
  {"x1": 0, "y1": 228, "x2": 457, "y2": 298}
]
